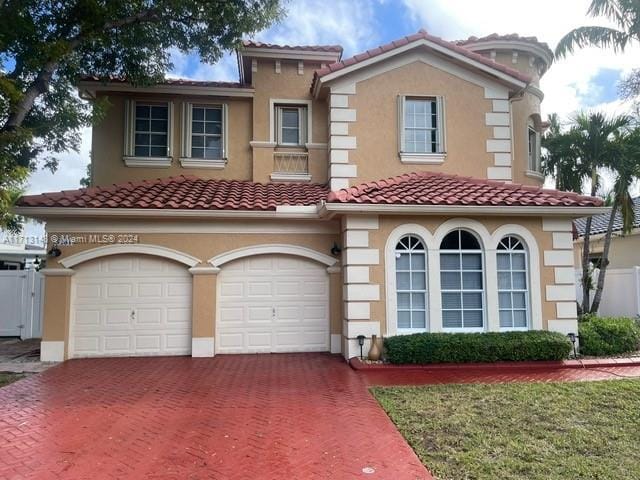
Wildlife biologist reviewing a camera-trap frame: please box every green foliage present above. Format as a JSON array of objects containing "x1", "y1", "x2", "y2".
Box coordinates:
[
  {"x1": 555, "y1": 0, "x2": 640, "y2": 58},
  {"x1": 383, "y1": 331, "x2": 572, "y2": 364},
  {"x1": 79, "y1": 163, "x2": 91, "y2": 188},
  {"x1": 0, "y1": 0, "x2": 283, "y2": 231},
  {"x1": 579, "y1": 315, "x2": 640, "y2": 356}
]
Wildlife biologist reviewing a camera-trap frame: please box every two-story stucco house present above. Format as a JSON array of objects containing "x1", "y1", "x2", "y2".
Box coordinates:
[{"x1": 16, "y1": 30, "x2": 605, "y2": 362}]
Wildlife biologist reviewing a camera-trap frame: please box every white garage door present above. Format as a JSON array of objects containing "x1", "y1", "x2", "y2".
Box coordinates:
[
  {"x1": 217, "y1": 255, "x2": 329, "y2": 353},
  {"x1": 70, "y1": 255, "x2": 192, "y2": 358}
]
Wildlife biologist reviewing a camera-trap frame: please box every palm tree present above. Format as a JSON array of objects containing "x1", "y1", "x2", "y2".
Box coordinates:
[
  {"x1": 555, "y1": 0, "x2": 640, "y2": 58},
  {"x1": 590, "y1": 128, "x2": 640, "y2": 312},
  {"x1": 542, "y1": 112, "x2": 630, "y2": 313}
]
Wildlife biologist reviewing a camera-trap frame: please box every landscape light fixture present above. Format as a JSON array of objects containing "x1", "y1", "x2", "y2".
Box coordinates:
[
  {"x1": 356, "y1": 335, "x2": 366, "y2": 359},
  {"x1": 567, "y1": 332, "x2": 578, "y2": 358}
]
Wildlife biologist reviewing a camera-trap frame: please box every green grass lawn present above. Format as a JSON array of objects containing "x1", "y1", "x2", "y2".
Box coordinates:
[
  {"x1": 372, "y1": 380, "x2": 640, "y2": 480},
  {"x1": 0, "y1": 373, "x2": 25, "y2": 388}
]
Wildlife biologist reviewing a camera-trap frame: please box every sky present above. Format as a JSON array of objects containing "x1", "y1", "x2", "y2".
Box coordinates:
[{"x1": 19, "y1": 0, "x2": 640, "y2": 240}]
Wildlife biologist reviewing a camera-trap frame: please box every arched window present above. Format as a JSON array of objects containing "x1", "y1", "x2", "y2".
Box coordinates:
[
  {"x1": 395, "y1": 235, "x2": 427, "y2": 331},
  {"x1": 497, "y1": 236, "x2": 529, "y2": 330},
  {"x1": 440, "y1": 229, "x2": 484, "y2": 330}
]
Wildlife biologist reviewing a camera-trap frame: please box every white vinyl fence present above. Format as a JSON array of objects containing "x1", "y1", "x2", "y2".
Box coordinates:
[
  {"x1": 0, "y1": 270, "x2": 44, "y2": 338},
  {"x1": 576, "y1": 267, "x2": 640, "y2": 318}
]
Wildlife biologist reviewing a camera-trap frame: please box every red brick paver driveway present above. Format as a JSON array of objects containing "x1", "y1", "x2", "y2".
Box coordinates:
[{"x1": 0, "y1": 354, "x2": 430, "y2": 480}]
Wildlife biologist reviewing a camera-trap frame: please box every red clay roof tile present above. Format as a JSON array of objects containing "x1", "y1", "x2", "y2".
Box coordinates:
[
  {"x1": 80, "y1": 76, "x2": 251, "y2": 89},
  {"x1": 242, "y1": 40, "x2": 343, "y2": 54},
  {"x1": 327, "y1": 172, "x2": 602, "y2": 208},
  {"x1": 455, "y1": 33, "x2": 553, "y2": 56},
  {"x1": 18, "y1": 176, "x2": 329, "y2": 211}
]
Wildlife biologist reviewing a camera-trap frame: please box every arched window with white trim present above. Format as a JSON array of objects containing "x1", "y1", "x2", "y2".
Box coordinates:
[
  {"x1": 395, "y1": 235, "x2": 428, "y2": 332},
  {"x1": 440, "y1": 229, "x2": 484, "y2": 331},
  {"x1": 497, "y1": 236, "x2": 530, "y2": 330}
]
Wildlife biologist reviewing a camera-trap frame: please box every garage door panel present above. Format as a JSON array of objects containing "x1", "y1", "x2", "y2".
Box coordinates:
[
  {"x1": 217, "y1": 254, "x2": 329, "y2": 354},
  {"x1": 71, "y1": 255, "x2": 192, "y2": 358}
]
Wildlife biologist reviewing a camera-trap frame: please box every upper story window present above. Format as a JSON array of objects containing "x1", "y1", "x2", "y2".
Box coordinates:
[
  {"x1": 180, "y1": 103, "x2": 227, "y2": 169},
  {"x1": 398, "y1": 95, "x2": 445, "y2": 164},
  {"x1": 123, "y1": 100, "x2": 173, "y2": 168},
  {"x1": 275, "y1": 104, "x2": 307, "y2": 146},
  {"x1": 528, "y1": 118, "x2": 541, "y2": 173}
]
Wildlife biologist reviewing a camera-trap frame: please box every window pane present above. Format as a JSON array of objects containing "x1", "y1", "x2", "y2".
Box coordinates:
[
  {"x1": 282, "y1": 128, "x2": 299, "y2": 144},
  {"x1": 282, "y1": 109, "x2": 299, "y2": 128},
  {"x1": 135, "y1": 133, "x2": 150, "y2": 146},
  {"x1": 192, "y1": 121, "x2": 204, "y2": 134},
  {"x1": 151, "y1": 105, "x2": 167, "y2": 119},
  {"x1": 412, "y1": 272, "x2": 426, "y2": 290},
  {"x1": 205, "y1": 137, "x2": 221, "y2": 149},
  {"x1": 396, "y1": 253, "x2": 410, "y2": 270},
  {"x1": 150, "y1": 134, "x2": 167, "y2": 146},
  {"x1": 460, "y1": 231, "x2": 480, "y2": 249},
  {"x1": 150, "y1": 119, "x2": 167, "y2": 132},
  {"x1": 191, "y1": 147, "x2": 204, "y2": 158},
  {"x1": 462, "y1": 292, "x2": 482, "y2": 309},
  {"x1": 204, "y1": 147, "x2": 221, "y2": 159},
  {"x1": 150, "y1": 146, "x2": 166, "y2": 157},
  {"x1": 500, "y1": 310, "x2": 513, "y2": 328},
  {"x1": 397, "y1": 293, "x2": 410, "y2": 309},
  {"x1": 462, "y1": 272, "x2": 482, "y2": 289},
  {"x1": 497, "y1": 253, "x2": 510, "y2": 270},
  {"x1": 136, "y1": 105, "x2": 150, "y2": 117},
  {"x1": 411, "y1": 253, "x2": 425, "y2": 270},
  {"x1": 135, "y1": 119, "x2": 149, "y2": 131},
  {"x1": 498, "y1": 272, "x2": 511, "y2": 289},
  {"x1": 440, "y1": 232, "x2": 460, "y2": 250},
  {"x1": 396, "y1": 272, "x2": 410, "y2": 290},
  {"x1": 441, "y1": 272, "x2": 461, "y2": 289},
  {"x1": 192, "y1": 108, "x2": 204, "y2": 121},
  {"x1": 462, "y1": 254, "x2": 481, "y2": 270},
  {"x1": 205, "y1": 122, "x2": 222, "y2": 135},
  {"x1": 205, "y1": 108, "x2": 221, "y2": 122},
  {"x1": 412, "y1": 293, "x2": 426, "y2": 309},
  {"x1": 442, "y1": 292, "x2": 461, "y2": 309},
  {"x1": 512, "y1": 292, "x2": 526, "y2": 309},
  {"x1": 440, "y1": 253, "x2": 460, "y2": 270},
  {"x1": 412, "y1": 310, "x2": 426, "y2": 328},
  {"x1": 499, "y1": 292, "x2": 512, "y2": 308},
  {"x1": 513, "y1": 310, "x2": 527, "y2": 328},
  {"x1": 512, "y1": 272, "x2": 527, "y2": 289},
  {"x1": 398, "y1": 311, "x2": 411, "y2": 329},
  {"x1": 512, "y1": 253, "x2": 526, "y2": 270},
  {"x1": 463, "y1": 310, "x2": 483, "y2": 328},
  {"x1": 443, "y1": 310, "x2": 462, "y2": 328},
  {"x1": 191, "y1": 136, "x2": 204, "y2": 147},
  {"x1": 134, "y1": 146, "x2": 149, "y2": 157}
]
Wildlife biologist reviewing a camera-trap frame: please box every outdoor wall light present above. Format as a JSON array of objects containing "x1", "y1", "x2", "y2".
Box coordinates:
[
  {"x1": 567, "y1": 332, "x2": 579, "y2": 358},
  {"x1": 356, "y1": 335, "x2": 366, "y2": 359},
  {"x1": 48, "y1": 247, "x2": 61, "y2": 258},
  {"x1": 330, "y1": 242, "x2": 342, "y2": 256}
]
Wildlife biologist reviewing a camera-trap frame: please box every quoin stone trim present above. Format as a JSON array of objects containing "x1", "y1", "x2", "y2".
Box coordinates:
[
  {"x1": 542, "y1": 218, "x2": 579, "y2": 335},
  {"x1": 484, "y1": 86, "x2": 512, "y2": 181},
  {"x1": 341, "y1": 215, "x2": 380, "y2": 359},
  {"x1": 329, "y1": 84, "x2": 358, "y2": 191}
]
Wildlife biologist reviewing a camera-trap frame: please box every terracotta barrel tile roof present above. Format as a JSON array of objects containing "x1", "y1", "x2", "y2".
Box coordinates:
[
  {"x1": 80, "y1": 76, "x2": 251, "y2": 89},
  {"x1": 242, "y1": 40, "x2": 343, "y2": 53},
  {"x1": 312, "y1": 29, "x2": 532, "y2": 92},
  {"x1": 455, "y1": 33, "x2": 553, "y2": 56},
  {"x1": 18, "y1": 176, "x2": 329, "y2": 211},
  {"x1": 327, "y1": 172, "x2": 603, "y2": 208}
]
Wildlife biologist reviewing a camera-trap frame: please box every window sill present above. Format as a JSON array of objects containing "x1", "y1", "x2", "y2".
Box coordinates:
[
  {"x1": 397, "y1": 328, "x2": 428, "y2": 335},
  {"x1": 123, "y1": 156, "x2": 171, "y2": 168},
  {"x1": 399, "y1": 152, "x2": 446, "y2": 164},
  {"x1": 270, "y1": 172, "x2": 312, "y2": 182},
  {"x1": 179, "y1": 157, "x2": 226, "y2": 169},
  {"x1": 525, "y1": 170, "x2": 545, "y2": 181}
]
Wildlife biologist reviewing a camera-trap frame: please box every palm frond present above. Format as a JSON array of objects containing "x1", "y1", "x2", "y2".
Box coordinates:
[
  {"x1": 555, "y1": 26, "x2": 630, "y2": 58},
  {"x1": 587, "y1": 0, "x2": 634, "y2": 29}
]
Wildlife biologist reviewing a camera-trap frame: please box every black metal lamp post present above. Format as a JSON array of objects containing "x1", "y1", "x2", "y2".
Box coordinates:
[
  {"x1": 356, "y1": 335, "x2": 365, "y2": 359},
  {"x1": 567, "y1": 332, "x2": 579, "y2": 358}
]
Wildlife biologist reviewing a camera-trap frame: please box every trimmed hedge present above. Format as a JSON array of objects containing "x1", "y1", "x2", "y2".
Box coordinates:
[
  {"x1": 383, "y1": 331, "x2": 572, "y2": 364},
  {"x1": 579, "y1": 316, "x2": 640, "y2": 356}
]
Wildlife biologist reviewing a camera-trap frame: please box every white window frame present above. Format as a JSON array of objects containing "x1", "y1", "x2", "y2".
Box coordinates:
[
  {"x1": 269, "y1": 98, "x2": 312, "y2": 146},
  {"x1": 398, "y1": 94, "x2": 446, "y2": 164},
  {"x1": 180, "y1": 102, "x2": 228, "y2": 169},
  {"x1": 439, "y1": 229, "x2": 486, "y2": 333},
  {"x1": 123, "y1": 99, "x2": 173, "y2": 168},
  {"x1": 527, "y1": 124, "x2": 541, "y2": 173},
  {"x1": 497, "y1": 236, "x2": 530, "y2": 331},
  {"x1": 395, "y1": 235, "x2": 429, "y2": 334}
]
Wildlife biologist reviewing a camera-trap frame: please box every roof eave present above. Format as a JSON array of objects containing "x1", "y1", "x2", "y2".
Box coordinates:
[{"x1": 77, "y1": 81, "x2": 255, "y2": 98}]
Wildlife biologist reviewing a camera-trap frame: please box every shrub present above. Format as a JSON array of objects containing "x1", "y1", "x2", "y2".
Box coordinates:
[
  {"x1": 579, "y1": 316, "x2": 640, "y2": 356},
  {"x1": 383, "y1": 331, "x2": 572, "y2": 364}
]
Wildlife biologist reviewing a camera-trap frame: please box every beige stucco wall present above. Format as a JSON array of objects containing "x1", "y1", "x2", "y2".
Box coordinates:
[
  {"x1": 92, "y1": 93, "x2": 254, "y2": 186},
  {"x1": 348, "y1": 60, "x2": 494, "y2": 183},
  {"x1": 575, "y1": 233, "x2": 640, "y2": 269},
  {"x1": 367, "y1": 215, "x2": 556, "y2": 334}
]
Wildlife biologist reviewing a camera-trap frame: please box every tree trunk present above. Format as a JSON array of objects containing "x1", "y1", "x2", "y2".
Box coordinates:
[
  {"x1": 580, "y1": 178, "x2": 598, "y2": 313},
  {"x1": 590, "y1": 201, "x2": 619, "y2": 313}
]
